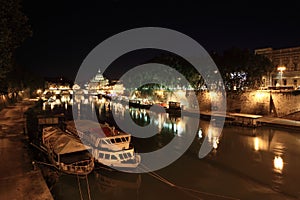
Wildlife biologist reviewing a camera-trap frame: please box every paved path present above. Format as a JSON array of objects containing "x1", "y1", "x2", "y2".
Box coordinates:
[
  {"x1": 184, "y1": 108, "x2": 300, "y2": 129},
  {"x1": 258, "y1": 116, "x2": 300, "y2": 129},
  {"x1": 0, "y1": 100, "x2": 53, "y2": 200}
]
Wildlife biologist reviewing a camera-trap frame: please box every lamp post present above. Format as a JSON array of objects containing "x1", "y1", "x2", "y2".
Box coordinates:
[{"x1": 277, "y1": 66, "x2": 286, "y2": 86}]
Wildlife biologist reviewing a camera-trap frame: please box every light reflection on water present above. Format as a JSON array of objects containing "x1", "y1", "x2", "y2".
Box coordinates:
[
  {"x1": 274, "y1": 156, "x2": 284, "y2": 173},
  {"x1": 43, "y1": 96, "x2": 300, "y2": 199},
  {"x1": 272, "y1": 142, "x2": 285, "y2": 192}
]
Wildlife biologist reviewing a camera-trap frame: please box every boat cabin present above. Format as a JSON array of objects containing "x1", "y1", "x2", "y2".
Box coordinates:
[
  {"x1": 93, "y1": 148, "x2": 140, "y2": 168},
  {"x1": 168, "y1": 101, "x2": 181, "y2": 110},
  {"x1": 66, "y1": 120, "x2": 131, "y2": 151}
]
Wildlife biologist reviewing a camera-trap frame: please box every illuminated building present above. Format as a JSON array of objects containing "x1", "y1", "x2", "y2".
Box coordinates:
[
  {"x1": 87, "y1": 69, "x2": 109, "y2": 92},
  {"x1": 255, "y1": 47, "x2": 300, "y2": 88}
]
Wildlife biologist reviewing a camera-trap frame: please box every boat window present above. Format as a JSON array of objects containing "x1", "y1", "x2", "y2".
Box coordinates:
[
  {"x1": 53, "y1": 154, "x2": 58, "y2": 161},
  {"x1": 105, "y1": 139, "x2": 110, "y2": 144},
  {"x1": 127, "y1": 153, "x2": 132, "y2": 158},
  {"x1": 126, "y1": 137, "x2": 129, "y2": 141},
  {"x1": 110, "y1": 139, "x2": 115, "y2": 143},
  {"x1": 115, "y1": 138, "x2": 122, "y2": 143},
  {"x1": 105, "y1": 154, "x2": 110, "y2": 159},
  {"x1": 119, "y1": 154, "x2": 124, "y2": 159},
  {"x1": 123, "y1": 153, "x2": 128, "y2": 159},
  {"x1": 111, "y1": 155, "x2": 117, "y2": 160},
  {"x1": 99, "y1": 153, "x2": 104, "y2": 158},
  {"x1": 121, "y1": 137, "x2": 126, "y2": 142}
]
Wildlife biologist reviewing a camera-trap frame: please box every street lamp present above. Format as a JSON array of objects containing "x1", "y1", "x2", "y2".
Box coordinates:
[{"x1": 277, "y1": 66, "x2": 286, "y2": 86}]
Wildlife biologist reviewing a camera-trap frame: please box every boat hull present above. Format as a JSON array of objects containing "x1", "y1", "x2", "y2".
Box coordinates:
[{"x1": 95, "y1": 155, "x2": 141, "y2": 169}]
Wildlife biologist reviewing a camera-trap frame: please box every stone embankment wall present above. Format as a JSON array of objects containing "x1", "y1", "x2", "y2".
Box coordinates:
[
  {"x1": 197, "y1": 90, "x2": 300, "y2": 117},
  {"x1": 197, "y1": 91, "x2": 226, "y2": 112},
  {"x1": 240, "y1": 90, "x2": 300, "y2": 117},
  {"x1": 240, "y1": 91, "x2": 270, "y2": 115},
  {"x1": 270, "y1": 91, "x2": 300, "y2": 117}
]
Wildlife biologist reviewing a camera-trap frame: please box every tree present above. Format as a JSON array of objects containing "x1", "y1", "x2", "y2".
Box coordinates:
[
  {"x1": 212, "y1": 47, "x2": 273, "y2": 91},
  {"x1": 148, "y1": 53, "x2": 205, "y2": 92},
  {"x1": 245, "y1": 53, "x2": 273, "y2": 88},
  {"x1": 0, "y1": 0, "x2": 32, "y2": 92}
]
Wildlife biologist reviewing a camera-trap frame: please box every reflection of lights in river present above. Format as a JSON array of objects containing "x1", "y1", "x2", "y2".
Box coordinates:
[
  {"x1": 213, "y1": 138, "x2": 219, "y2": 149},
  {"x1": 198, "y1": 129, "x2": 202, "y2": 139},
  {"x1": 91, "y1": 101, "x2": 94, "y2": 113},
  {"x1": 176, "y1": 121, "x2": 184, "y2": 136},
  {"x1": 74, "y1": 95, "x2": 81, "y2": 103},
  {"x1": 254, "y1": 137, "x2": 260, "y2": 151},
  {"x1": 207, "y1": 126, "x2": 220, "y2": 149},
  {"x1": 158, "y1": 114, "x2": 162, "y2": 131},
  {"x1": 273, "y1": 156, "x2": 284, "y2": 173},
  {"x1": 61, "y1": 95, "x2": 67, "y2": 102},
  {"x1": 100, "y1": 98, "x2": 106, "y2": 104},
  {"x1": 83, "y1": 99, "x2": 89, "y2": 104},
  {"x1": 89, "y1": 95, "x2": 93, "y2": 102},
  {"x1": 163, "y1": 122, "x2": 168, "y2": 128}
]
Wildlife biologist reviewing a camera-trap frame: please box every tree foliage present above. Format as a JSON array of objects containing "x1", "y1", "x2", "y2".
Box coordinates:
[
  {"x1": 0, "y1": 0, "x2": 32, "y2": 93},
  {"x1": 211, "y1": 47, "x2": 273, "y2": 91},
  {"x1": 148, "y1": 53, "x2": 205, "y2": 91},
  {"x1": 0, "y1": 0, "x2": 32, "y2": 91}
]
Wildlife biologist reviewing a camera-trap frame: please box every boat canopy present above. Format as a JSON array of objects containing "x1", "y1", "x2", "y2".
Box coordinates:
[
  {"x1": 69, "y1": 120, "x2": 130, "y2": 138},
  {"x1": 54, "y1": 138, "x2": 90, "y2": 155},
  {"x1": 43, "y1": 127, "x2": 91, "y2": 155}
]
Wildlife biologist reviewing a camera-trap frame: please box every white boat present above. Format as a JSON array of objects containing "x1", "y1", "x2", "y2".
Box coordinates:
[
  {"x1": 66, "y1": 120, "x2": 131, "y2": 151},
  {"x1": 65, "y1": 120, "x2": 141, "y2": 169},
  {"x1": 42, "y1": 126, "x2": 94, "y2": 175},
  {"x1": 92, "y1": 147, "x2": 141, "y2": 169}
]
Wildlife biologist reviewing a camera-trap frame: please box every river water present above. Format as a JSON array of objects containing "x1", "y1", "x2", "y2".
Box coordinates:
[{"x1": 45, "y1": 100, "x2": 300, "y2": 200}]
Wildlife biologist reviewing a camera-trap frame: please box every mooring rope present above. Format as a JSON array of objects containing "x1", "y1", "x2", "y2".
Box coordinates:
[
  {"x1": 86, "y1": 174, "x2": 92, "y2": 200},
  {"x1": 139, "y1": 163, "x2": 240, "y2": 200},
  {"x1": 77, "y1": 174, "x2": 84, "y2": 200}
]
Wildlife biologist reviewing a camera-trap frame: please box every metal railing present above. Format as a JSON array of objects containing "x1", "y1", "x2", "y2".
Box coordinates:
[{"x1": 60, "y1": 159, "x2": 94, "y2": 174}]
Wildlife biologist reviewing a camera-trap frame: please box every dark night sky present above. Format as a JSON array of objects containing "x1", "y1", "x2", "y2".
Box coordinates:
[{"x1": 16, "y1": 0, "x2": 300, "y2": 81}]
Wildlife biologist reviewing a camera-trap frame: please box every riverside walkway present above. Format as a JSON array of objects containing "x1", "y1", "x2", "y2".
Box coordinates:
[
  {"x1": 258, "y1": 116, "x2": 300, "y2": 129},
  {"x1": 184, "y1": 108, "x2": 300, "y2": 129},
  {"x1": 0, "y1": 100, "x2": 53, "y2": 200}
]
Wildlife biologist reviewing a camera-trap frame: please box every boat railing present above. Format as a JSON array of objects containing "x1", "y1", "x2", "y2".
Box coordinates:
[{"x1": 60, "y1": 159, "x2": 94, "y2": 174}]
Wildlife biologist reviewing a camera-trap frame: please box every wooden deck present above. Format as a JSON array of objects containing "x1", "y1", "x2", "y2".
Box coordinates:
[{"x1": 228, "y1": 113, "x2": 263, "y2": 127}]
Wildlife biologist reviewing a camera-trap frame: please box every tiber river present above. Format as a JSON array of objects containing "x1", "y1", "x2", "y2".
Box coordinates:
[{"x1": 42, "y1": 97, "x2": 300, "y2": 200}]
